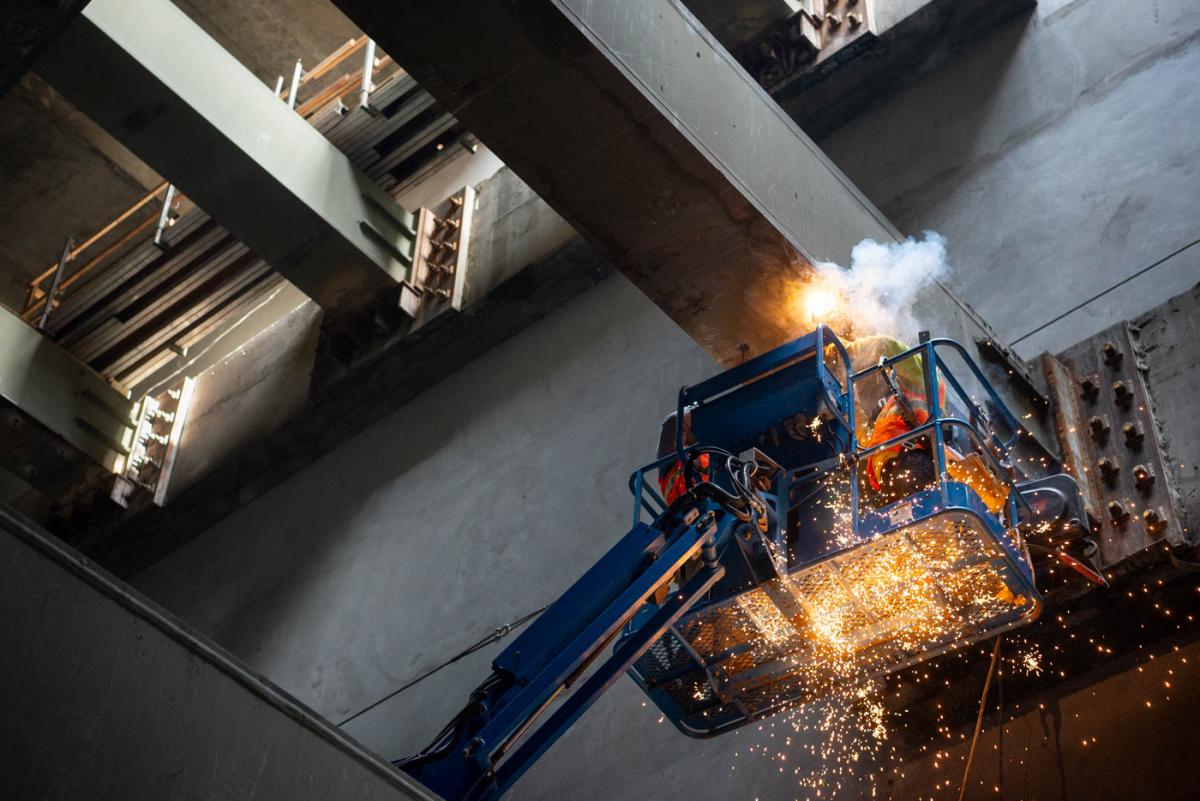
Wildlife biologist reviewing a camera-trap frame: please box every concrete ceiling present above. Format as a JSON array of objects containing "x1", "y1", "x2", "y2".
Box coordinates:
[
  {"x1": 0, "y1": 0, "x2": 361, "y2": 314},
  {"x1": 173, "y1": 0, "x2": 361, "y2": 85},
  {"x1": 0, "y1": 75, "x2": 160, "y2": 312}
]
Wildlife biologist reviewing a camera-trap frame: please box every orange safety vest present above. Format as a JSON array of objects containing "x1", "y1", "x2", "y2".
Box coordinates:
[
  {"x1": 658, "y1": 453, "x2": 710, "y2": 505},
  {"x1": 863, "y1": 390, "x2": 938, "y2": 491}
]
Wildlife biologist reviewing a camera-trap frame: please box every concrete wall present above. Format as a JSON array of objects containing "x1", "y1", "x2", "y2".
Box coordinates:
[
  {"x1": 0, "y1": 503, "x2": 437, "y2": 801},
  {"x1": 820, "y1": 0, "x2": 1200, "y2": 358},
  {"x1": 130, "y1": 2, "x2": 1200, "y2": 800},
  {"x1": 134, "y1": 276, "x2": 770, "y2": 799}
]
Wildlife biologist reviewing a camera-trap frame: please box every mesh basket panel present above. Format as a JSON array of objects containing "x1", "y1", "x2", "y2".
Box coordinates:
[{"x1": 630, "y1": 510, "x2": 1037, "y2": 735}]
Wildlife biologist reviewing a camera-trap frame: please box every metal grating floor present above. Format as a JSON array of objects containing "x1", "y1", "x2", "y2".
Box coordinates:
[{"x1": 632, "y1": 510, "x2": 1039, "y2": 735}]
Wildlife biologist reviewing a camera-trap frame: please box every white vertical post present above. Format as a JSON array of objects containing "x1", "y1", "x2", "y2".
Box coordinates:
[
  {"x1": 287, "y1": 59, "x2": 302, "y2": 110},
  {"x1": 153, "y1": 184, "x2": 177, "y2": 249},
  {"x1": 37, "y1": 236, "x2": 75, "y2": 330},
  {"x1": 359, "y1": 39, "x2": 376, "y2": 109}
]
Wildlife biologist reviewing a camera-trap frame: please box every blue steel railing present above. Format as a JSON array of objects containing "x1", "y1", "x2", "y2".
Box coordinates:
[
  {"x1": 627, "y1": 331, "x2": 1031, "y2": 555},
  {"x1": 673, "y1": 325, "x2": 853, "y2": 492},
  {"x1": 845, "y1": 338, "x2": 1029, "y2": 542}
]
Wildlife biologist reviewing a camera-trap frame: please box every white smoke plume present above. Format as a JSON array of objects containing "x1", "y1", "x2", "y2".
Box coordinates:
[{"x1": 809, "y1": 231, "x2": 950, "y2": 342}]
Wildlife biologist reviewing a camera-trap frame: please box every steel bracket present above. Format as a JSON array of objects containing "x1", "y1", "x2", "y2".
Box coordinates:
[
  {"x1": 111, "y1": 376, "x2": 195, "y2": 507},
  {"x1": 1046, "y1": 323, "x2": 1185, "y2": 568},
  {"x1": 402, "y1": 185, "x2": 474, "y2": 329}
]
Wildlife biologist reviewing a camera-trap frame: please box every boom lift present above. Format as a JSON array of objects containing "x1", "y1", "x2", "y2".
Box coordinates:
[{"x1": 397, "y1": 326, "x2": 1081, "y2": 800}]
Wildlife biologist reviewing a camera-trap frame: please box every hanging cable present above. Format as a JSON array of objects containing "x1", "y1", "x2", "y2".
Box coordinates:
[
  {"x1": 997, "y1": 639, "x2": 1005, "y2": 799},
  {"x1": 958, "y1": 635, "x2": 1003, "y2": 801},
  {"x1": 338, "y1": 605, "x2": 547, "y2": 728},
  {"x1": 1010, "y1": 237, "x2": 1200, "y2": 346}
]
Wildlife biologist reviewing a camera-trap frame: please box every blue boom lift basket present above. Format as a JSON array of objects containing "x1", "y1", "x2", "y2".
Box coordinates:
[
  {"x1": 623, "y1": 327, "x2": 1042, "y2": 736},
  {"x1": 398, "y1": 326, "x2": 1050, "y2": 801}
]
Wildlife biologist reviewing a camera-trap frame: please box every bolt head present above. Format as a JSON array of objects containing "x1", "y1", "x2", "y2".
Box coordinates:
[
  {"x1": 1122, "y1": 422, "x2": 1144, "y2": 448},
  {"x1": 1143, "y1": 508, "x2": 1167, "y2": 535},
  {"x1": 1112, "y1": 381, "x2": 1133, "y2": 408},
  {"x1": 1133, "y1": 463, "x2": 1155, "y2": 493}
]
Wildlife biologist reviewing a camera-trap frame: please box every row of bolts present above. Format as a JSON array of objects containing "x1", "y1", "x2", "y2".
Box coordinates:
[
  {"x1": 1078, "y1": 341, "x2": 1165, "y2": 533},
  {"x1": 816, "y1": 0, "x2": 863, "y2": 32}
]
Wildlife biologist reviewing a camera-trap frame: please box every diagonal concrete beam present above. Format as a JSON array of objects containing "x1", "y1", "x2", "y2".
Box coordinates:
[
  {"x1": 332, "y1": 0, "x2": 901, "y2": 363},
  {"x1": 35, "y1": 0, "x2": 415, "y2": 315}
]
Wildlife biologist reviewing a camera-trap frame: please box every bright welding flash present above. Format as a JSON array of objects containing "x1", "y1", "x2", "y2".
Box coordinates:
[{"x1": 804, "y1": 286, "x2": 840, "y2": 324}]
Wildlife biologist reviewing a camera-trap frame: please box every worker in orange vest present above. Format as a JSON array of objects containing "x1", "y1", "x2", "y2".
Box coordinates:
[
  {"x1": 656, "y1": 411, "x2": 709, "y2": 505},
  {"x1": 830, "y1": 335, "x2": 942, "y2": 504},
  {"x1": 658, "y1": 336, "x2": 941, "y2": 507}
]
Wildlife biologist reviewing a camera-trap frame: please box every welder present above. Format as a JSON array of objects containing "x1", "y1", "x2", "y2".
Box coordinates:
[
  {"x1": 656, "y1": 411, "x2": 708, "y2": 505},
  {"x1": 833, "y1": 335, "x2": 940, "y2": 504}
]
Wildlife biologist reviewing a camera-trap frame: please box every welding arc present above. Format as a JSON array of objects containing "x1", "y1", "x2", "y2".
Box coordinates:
[{"x1": 958, "y1": 635, "x2": 1003, "y2": 801}]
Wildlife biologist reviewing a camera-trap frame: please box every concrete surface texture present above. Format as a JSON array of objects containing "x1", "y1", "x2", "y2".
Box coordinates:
[
  {"x1": 0, "y1": 75, "x2": 159, "y2": 311},
  {"x1": 127, "y1": 3, "x2": 1200, "y2": 800},
  {"x1": 174, "y1": 0, "x2": 360, "y2": 86},
  {"x1": 0, "y1": 504, "x2": 437, "y2": 801},
  {"x1": 0, "y1": 0, "x2": 353, "y2": 315},
  {"x1": 164, "y1": 292, "x2": 321, "y2": 497},
  {"x1": 819, "y1": 0, "x2": 1200, "y2": 358}
]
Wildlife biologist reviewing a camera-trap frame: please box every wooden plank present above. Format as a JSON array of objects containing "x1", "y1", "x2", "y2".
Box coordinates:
[
  {"x1": 27, "y1": 181, "x2": 169, "y2": 296},
  {"x1": 22, "y1": 215, "x2": 158, "y2": 322}
]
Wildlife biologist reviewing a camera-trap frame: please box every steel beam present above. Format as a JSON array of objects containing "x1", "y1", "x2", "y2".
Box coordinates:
[
  {"x1": 332, "y1": 0, "x2": 900, "y2": 364},
  {"x1": 36, "y1": 0, "x2": 415, "y2": 315},
  {"x1": 0, "y1": 305, "x2": 136, "y2": 474},
  {"x1": 331, "y1": 0, "x2": 1059, "y2": 454}
]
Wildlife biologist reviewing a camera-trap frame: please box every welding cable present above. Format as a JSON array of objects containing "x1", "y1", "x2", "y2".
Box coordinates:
[
  {"x1": 958, "y1": 635, "x2": 1003, "y2": 801},
  {"x1": 654, "y1": 479, "x2": 751, "y2": 529},
  {"x1": 1168, "y1": 548, "x2": 1200, "y2": 573},
  {"x1": 391, "y1": 673, "x2": 508, "y2": 770},
  {"x1": 1027, "y1": 542, "x2": 1108, "y2": 587},
  {"x1": 725, "y1": 455, "x2": 766, "y2": 520},
  {"x1": 341, "y1": 606, "x2": 548, "y2": 729}
]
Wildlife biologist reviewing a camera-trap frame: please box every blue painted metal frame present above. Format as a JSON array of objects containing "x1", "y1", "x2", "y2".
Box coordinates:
[
  {"x1": 407, "y1": 496, "x2": 734, "y2": 801},
  {"x1": 408, "y1": 328, "x2": 1047, "y2": 799},
  {"x1": 843, "y1": 338, "x2": 1032, "y2": 543},
  {"x1": 622, "y1": 330, "x2": 1044, "y2": 736},
  {"x1": 675, "y1": 325, "x2": 854, "y2": 488}
]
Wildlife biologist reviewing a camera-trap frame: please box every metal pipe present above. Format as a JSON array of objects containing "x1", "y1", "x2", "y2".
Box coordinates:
[
  {"x1": 273, "y1": 75, "x2": 284, "y2": 96},
  {"x1": 287, "y1": 59, "x2": 302, "y2": 110},
  {"x1": 921, "y1": 341, "x2": 949, "y2": 502},
  {"x1": 359, "y1": 39, "x2": 376, "y2": 108},
  {"x1": 37, "y1": 236, "x2": 75, "y2": 330}
]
